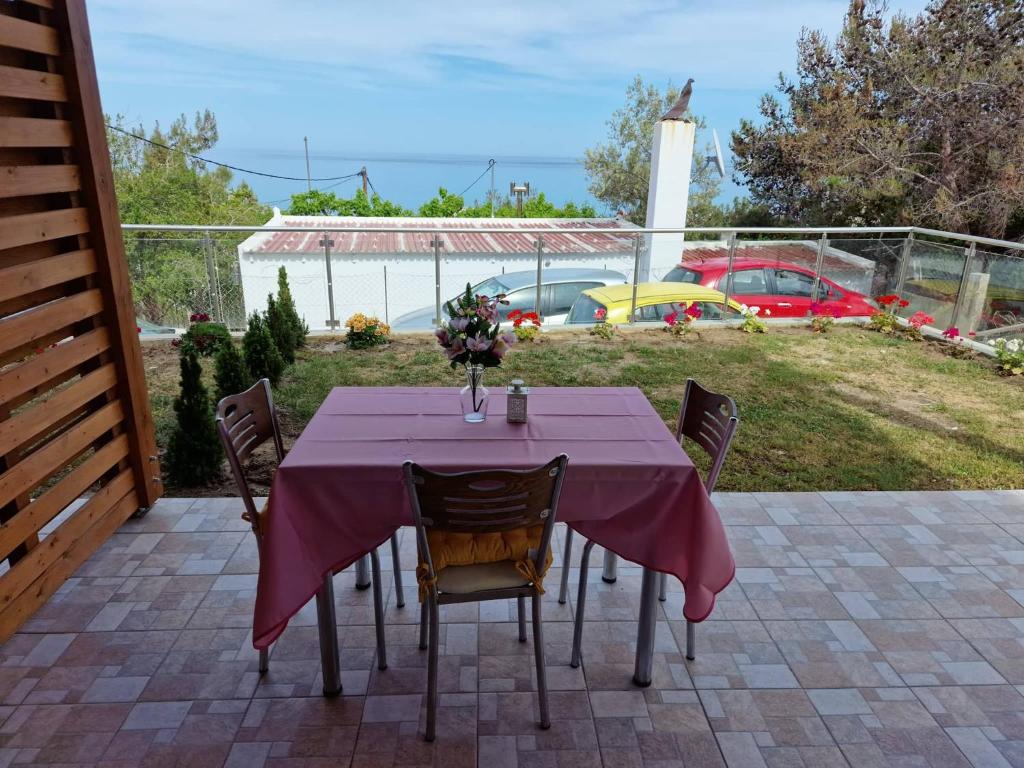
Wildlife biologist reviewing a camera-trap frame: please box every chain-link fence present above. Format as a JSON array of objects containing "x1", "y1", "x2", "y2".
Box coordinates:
[{"x1": 124, "y1": 225, "x2": 1024, "y2": 350}]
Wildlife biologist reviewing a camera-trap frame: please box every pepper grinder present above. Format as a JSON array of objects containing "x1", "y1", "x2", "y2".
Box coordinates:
[{"x1": 506, "y1": 379, "x2": 529, "y2": 423}]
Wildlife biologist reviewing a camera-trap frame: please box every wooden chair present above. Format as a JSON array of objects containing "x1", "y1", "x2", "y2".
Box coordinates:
[
  {"x1": 403, "y1": 455, "x2": 568, "y2": 741},
  {"x1": 216, "y1": 379, "x2": 404, "y2": 675},
  {"x1": 564, "y1": 378, "x2": 737, "y2": 665}
]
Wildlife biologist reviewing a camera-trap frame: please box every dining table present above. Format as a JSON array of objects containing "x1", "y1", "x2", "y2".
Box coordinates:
[{"x1": 254, "y1": 386, "x2": 735, "y2": 694}]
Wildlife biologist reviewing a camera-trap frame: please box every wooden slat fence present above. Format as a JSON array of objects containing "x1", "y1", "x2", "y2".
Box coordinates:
[{"x1": 0, "y1": 0, "x2": 161, "y2": 641}]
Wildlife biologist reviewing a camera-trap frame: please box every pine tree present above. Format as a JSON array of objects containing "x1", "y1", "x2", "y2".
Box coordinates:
[
  {"x1": 164, "y1": 351, "x2": 222, "y2": 487},
  {"x1": 242, "y1": 311, "x2": 285, "y2": 386},
  {"x1": 277, "y1": 266, "x2": 308, "y2": 350},
  {"x1": 213, "y1": 340, "x2": 251, "y2": 403},
  {"x1": 265, "y1": 294, "x2": 295, "y2": 364}
]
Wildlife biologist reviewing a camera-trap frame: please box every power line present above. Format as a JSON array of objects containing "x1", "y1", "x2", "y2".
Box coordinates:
[
  {"x1": 458, "y1": 159, "x2": 496, "y2": 198},
  {"x1": 106, "y1": 124, "x2": 364, "y2": 183}
]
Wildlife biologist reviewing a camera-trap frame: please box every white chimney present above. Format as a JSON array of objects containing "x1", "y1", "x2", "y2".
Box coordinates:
[{"x1": 641, "y1": 87, "x2": 696, "y2": 281}]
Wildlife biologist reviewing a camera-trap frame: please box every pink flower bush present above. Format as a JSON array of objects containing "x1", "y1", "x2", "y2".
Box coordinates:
[
  {"x1": 908, "y1": 311, "x2": 934, "y2": 330},
  {"x1": 942, "y1": 326, "x2": 960, "y2": 340}
]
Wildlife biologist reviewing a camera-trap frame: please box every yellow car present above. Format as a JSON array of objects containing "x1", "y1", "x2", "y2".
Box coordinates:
[{"x1": 566, "y1": 283, "x2": 744, "y2": 325}]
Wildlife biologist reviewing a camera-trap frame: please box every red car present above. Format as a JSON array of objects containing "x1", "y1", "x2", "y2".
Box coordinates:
[{"x1": 663, "y1": 257, "x2": 876, "y2": 318}]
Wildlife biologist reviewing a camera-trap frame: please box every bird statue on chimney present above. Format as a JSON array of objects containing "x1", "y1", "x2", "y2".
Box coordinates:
[{"x1": 661, "y1": 78, "x2": 694, "y2": 121}]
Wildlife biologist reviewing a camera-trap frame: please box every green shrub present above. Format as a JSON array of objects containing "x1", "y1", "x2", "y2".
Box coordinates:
[
  {"x1": 278, "y1": 266, "x2": 309, "y2": 349},
  {"x1": 345, "y1": 313, "x2": 390, "y2": 349},
  {"x1": 177, "y1": 319, "x2": 232, "y2": 357},
  {"x1": 213, "y1": 341, "x2": 251, "y2": 403},
  {"x1": 164, "y1": 351, "x2": 222, "y2": 487},
  {"x1": 265, "y1": 294, "x2": 295, "y2": 364},
  {"x1": 243, "y1": 311, "x2": 285, "y2": 385}
]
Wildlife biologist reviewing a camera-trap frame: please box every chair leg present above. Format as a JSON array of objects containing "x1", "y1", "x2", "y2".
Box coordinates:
[
  {"x1": 258, "y1": 646, "x2": 269, "y2": 675},
  {"x1": 390, "y1": 533, "x2": 405, "y2": 608},
  {"x1": 419, "y1": 600, "x2": 428, "y2": 650},
  {"x1": 686, "y1": 620, "x2": 695, "y2": 661},
  {"x1": 517, "y1": 595, "x2": 527, "y2": 642},
  {"x1": 571, "y1": 539, "x2": 596, "y2": 668},
  {"x1": 425, "y1": 598, "x2": 440, "y2": 742},
  {"x1": 658, "y1": 572, "x2": 667, "y2": 602},
  {"x1": 370, "y1": 549, "x2": 387, "y2": 671},
  {"x1": 558, "y1": 528, "x2": 573, "y2": 604},
  {"x1": 531, "y1": 594, "x2": 550, "y2": 729}
]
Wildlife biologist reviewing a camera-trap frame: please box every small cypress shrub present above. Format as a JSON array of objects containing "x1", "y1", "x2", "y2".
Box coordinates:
[
  {"x1": 277, "y1": 266, "x2": 308, "y2": 350},
  {"x1": 242, "y1": 311, "x2": 285, "y2": 386},
  {"x1": 213, "y1": 341, "x2": 251, "y2": 403},
  {"x1": 164, "y1": 351, "x2": 222, "y2": 487},
  {"x1": 265, "y1": 294, "x2": 295, "y2": 364}
]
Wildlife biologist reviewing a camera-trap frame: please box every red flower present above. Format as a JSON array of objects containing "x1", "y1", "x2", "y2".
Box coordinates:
[
  {"x1": 684, "y1": 304, "x2": 702, "y2": 320},
  {"x1": 942, "y1": 326, "x2": 960, "y2": 340},
  {"x1": 663, "y1": 311, "x2": 679, "y2": 326},
  {"x1": 507, "y1": 309, "x2": 523, "y2": 321},
  {"x1": 875, "y1": 294, "x2": 900, "y2": 307},
  {"x1": 189, "y1": 312, "x2": 211, "y2": 323},
  {"x1": 968, "y1": 331, "x2": 976, "y2": 337},
  {"x1": 594, "y1": 307, "x2": 607, "y2": 321},
  {"x1": 898, "y1": 299, "x2": 910, "y2": 308}
]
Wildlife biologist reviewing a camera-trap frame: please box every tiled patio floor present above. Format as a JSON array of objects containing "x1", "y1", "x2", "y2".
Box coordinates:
[{"x1": 2, "y1": 491, "x2": 1024, "y2": 767}]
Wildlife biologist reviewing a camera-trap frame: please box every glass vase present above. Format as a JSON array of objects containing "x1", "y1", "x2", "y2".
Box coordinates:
[{"x1": 460, "y1": 364, "x2": 489, "y2": 423}]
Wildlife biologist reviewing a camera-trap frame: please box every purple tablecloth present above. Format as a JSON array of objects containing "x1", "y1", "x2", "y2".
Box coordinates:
[{"x1": 254, "y1": 387, "x2": 735, "y2": 648}]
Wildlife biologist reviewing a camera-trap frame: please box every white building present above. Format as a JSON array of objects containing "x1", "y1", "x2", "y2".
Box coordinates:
[{"x1": 237, "y1": 212, "x2": 639, "y2": 330}]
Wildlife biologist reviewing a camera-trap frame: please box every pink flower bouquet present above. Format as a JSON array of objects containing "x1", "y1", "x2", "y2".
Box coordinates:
[{"x1": 435, "y1": 283, "x2": 516, "y2": 369}]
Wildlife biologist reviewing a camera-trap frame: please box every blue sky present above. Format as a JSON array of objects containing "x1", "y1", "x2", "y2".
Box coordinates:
[{"x1": 88, "y1": 0, "x2": 929, "y2": 209}]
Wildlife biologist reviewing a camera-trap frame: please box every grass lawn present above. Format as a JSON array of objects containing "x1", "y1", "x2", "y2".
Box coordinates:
[{"x1": 143, "y1": 326, "x2": 1024, "y2": 495}]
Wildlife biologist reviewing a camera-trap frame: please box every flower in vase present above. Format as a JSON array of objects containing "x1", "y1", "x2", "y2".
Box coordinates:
[{"x1": 466, "y1": 334, "x2": 493, "y2": 353}]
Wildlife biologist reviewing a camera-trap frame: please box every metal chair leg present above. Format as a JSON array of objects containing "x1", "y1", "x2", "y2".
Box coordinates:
[
  {"x1": 571, "y1": 539, "x2": 596, "y2": 668},
  {"x1": 686, "y1": 620, "x2": 695, "y2": 661},
  {"x1": 419, "y1": 600, "x2": 428, "y2": 650},
  {"x1": 390, "y1": 533, "x2": 405, "y2": 608},
  {"x1": 370, "y1": 549, "x2": 387, "y2": 671},
  {"x1": 558, "y1": 527, "x2": 573, "y2": 604},
  {"x1": 517, "y1": 595, "x2": 527, "y2": 642},
  {"x1": 425, "y1": 598, "x2": 439, "y2": 742},
  {"x1": 532, "y1": 593, "x2": 550, "y2": 729},
  {"x1": 258, "y1": 646, "x2": 269, "y2": 675},
  {"x1": 658, "y1": 572, "x2": 667, "y2": 602}
]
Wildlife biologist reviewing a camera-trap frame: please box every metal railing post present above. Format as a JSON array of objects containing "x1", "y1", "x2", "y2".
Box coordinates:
[
  {"x1": 202, "y1": 232, "x2": 221, "y2": 322},
  {"x1": 383, "y1": 265, "x2": 389, "y2": 325},
  {"x1": 320, "y1": 234, "x2": 339, "y2": 331},
  {"x1": 894, "y1": 232, "x2": 915, "y2": 298},
  {"x1": 534, "y1": 236, "x2": 544, "y2": 317},
  {"x1": 431, "y1": 236, "x2": 443, "y2": 326},
  {"x1": 951, "y1": 241, "x2": 977, "y2": 328},
  {"x1": 721, "y1": 232, "x2": 738, "y2": 308},
  {"x1": 811, "y1": 233, "x2": 828, "y2": 303},
  {"x1": 629, "y1": 236, "x2": 642, "y2": 323}
]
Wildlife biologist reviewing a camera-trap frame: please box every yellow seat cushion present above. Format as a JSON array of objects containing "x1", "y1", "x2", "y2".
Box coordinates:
[
  {"x1": 436, "y1": 561, "x2": 531, "y2": 594},
  {"x1": 417, "y1": 525, "x2": 553, "y2": 601}
]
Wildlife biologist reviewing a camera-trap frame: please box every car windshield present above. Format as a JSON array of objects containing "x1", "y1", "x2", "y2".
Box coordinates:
[
  {"x1": 467, "y1": 277, "x2": 509, "y2": 299},
  {"x1": 663, "y1": 266, "x2": 702, "y2": 284},
  {"x1": 566, "y1": 294, "x2": 607, "y2": 324}
]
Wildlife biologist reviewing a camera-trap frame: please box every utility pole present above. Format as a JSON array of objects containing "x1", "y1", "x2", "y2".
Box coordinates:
[
  {"x1": 303, "y1": 136, "x2": 312, "y2": 191},
  {"x1": 489, "y1": 159, "x2": 496, "y2": 218},
  {"x1": 360, "y1": 166, "x2": 368, "y2": 197},
  {"x1": 509, "y1": 181, "x2": 530, "y2": 216}
]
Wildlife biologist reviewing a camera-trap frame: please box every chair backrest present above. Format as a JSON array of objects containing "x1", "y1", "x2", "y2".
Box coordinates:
[
  {"x1": 215, "y1": 379, "x2": 285, "y2": 533},
  {"x1": 403, "y1": 454, "x2": 569, "y2": 584},
  {"x1": 675, "y1": 378, "x2": 738, "y2": 495}
]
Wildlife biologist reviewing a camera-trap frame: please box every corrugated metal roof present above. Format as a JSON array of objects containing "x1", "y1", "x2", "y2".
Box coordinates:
[{"x1": 244, "y1": 217, "x2": 639, "y2": 255}]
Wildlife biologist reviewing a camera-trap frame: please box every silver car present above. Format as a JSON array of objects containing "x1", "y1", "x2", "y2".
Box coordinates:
[{"x1": 390, "y1": 268, "x2": 627, "y2": 331}]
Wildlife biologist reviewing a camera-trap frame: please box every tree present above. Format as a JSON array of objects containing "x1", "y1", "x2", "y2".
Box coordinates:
[
  {"x1": 213, "y1": 341, "x2": 251, "y2": 404},
  {"x1": 164, "y1": 351, "x2": 222, "y2": 487},
  {"x1": 276, "y1": 266, "x2": 308, "y2": 349},
  {"x1": 416, "y1": 187, "x2": 598, "y2": 218},
  {"x1": 731, "y1": 0, "x2": 1024, "y2": 239},
  {"x1": 108, "y1": 111, "x2": 272, "y2": 328},
  {"x1": 583, "y1": 76, "x2": 722, "y2": 226},
  {"x1": 287, "y1": 188, "x2": 411, "y2": 216},
  {"x1": 243, "y1": 312, "x2": 285, "y2": 386},
  {"x1": 265, "y1": 294, "x2": 295, "y2": 364}
]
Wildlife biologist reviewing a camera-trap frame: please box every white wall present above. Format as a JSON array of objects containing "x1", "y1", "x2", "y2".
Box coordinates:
[{"x1": 239, "y1": 249, "x2": 636, "y2": 331}]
